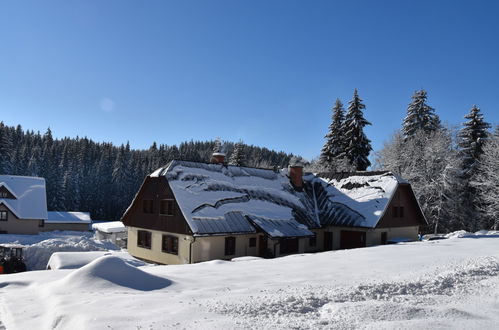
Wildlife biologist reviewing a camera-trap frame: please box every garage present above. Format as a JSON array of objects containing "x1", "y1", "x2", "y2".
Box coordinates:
[{"x1": 340, "y1": 230, "x2": 366, "y2": 249}]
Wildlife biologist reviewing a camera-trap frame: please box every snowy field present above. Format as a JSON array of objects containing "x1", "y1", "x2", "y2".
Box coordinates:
[{"x1": 1, "y1": 233, "x2": 499, "y2": 329}]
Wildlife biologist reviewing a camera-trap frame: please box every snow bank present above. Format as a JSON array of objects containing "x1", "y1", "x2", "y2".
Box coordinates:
[
  {"x1": 55, "y1": 256, "x2": 170, "y2": 291},
  {"x1": 47, "y1": 251, "x2": 147, "y2": 270},
  {"x1": 0, "y1": 231, "x2": 119, "y2": 270}
]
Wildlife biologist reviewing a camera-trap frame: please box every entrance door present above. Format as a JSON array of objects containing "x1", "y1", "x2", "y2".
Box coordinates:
[
  {"x1": 340, "y1": 231, "x2": 366, "y2": 249},
  {"x1": 324, "y1": 232, "x2": 333, "y2": 251},
  {"x1": 258, "y1": 235, "x2": 268, "y2": 257}
]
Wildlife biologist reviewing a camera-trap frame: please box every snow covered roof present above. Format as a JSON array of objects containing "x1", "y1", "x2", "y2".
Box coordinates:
[
  {"x1": 247, "y1": 215, "x2": 314, "y2": 238},
  {"x1": 92, "y1": 221, "x2": 126, "y2": 233},
  {"x1": 311, "y1": 171, "x2": 401, "y2": 228},
  {"x1": 46, "y1": 211, "x2": 92, "y2": 224},
  {"x1": 149, "y1": 162, "x2": 406, "y2": 236},
  {"x1": 0, "y1": 175, "x2": 48, "y2": 220}
]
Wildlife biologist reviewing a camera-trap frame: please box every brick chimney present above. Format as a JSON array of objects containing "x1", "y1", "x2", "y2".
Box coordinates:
[
  {"x1": 211, "y1": 152, "x2": 226, "y2": 164},
  {"x1": 289, "y1": 164, "x2": 303, "y2": 190}
]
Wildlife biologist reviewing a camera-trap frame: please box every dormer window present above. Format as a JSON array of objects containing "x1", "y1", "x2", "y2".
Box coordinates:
[{"x1": 0, "y1": 192, "x2": 8, "y2": 198}]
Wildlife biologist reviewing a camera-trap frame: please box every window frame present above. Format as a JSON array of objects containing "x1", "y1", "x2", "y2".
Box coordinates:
[
  {"x1": 142, "y1": 199, "x2": 154, "y2": 214},
  {"x1": 309, "y1": 233, "x2": 317, "y2": 247},
  {"x1": 0, "y1": 211, "x2": 8, "y2": 221},
  {"x1": 159, "y1": 199, "x2": 175, "y2": 216},
  {"x1": 137, "y1": 230, "x2": 152, "y2": 249},
  {"x1": 248, "y1": 237, "x2": 257, "y2": 248},
  {"x1": 161, "y1": 235, "x2": 179, "y2": 255},
  {"x1": 225, "y1": 236, "x2": 236, "y2": 256}
]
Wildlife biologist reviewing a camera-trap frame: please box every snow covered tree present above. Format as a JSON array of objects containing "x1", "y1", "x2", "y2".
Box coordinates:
[
  {"x1": 228, "y1": 140, "x2": 245, "y2": 166},
  {"x1": 473, "y1": 136, "x2": 499, "y2": 230},
  {"x1": 402, "y1": 90, "x2": 441, "y2": 139},
  {"x1": 0, "y1": 122, "x2": 14, "y2": 174},
  {"x1": 320, "y1": 99, "x2": 348, "y2": 169},
  {"x1": 451, "y1": 105, "x2": 491, "y2": 231},
  {"x1": 375, "y1": 129, "x2": 455, "y2": 233},
  {"x1": 458, "y1": 105, "x2": 491, "y2": 177},
  {"x1": 343, "y1": 89, "x2": 372, "y2": 170},
  {"x1": 213, "y1": 137, "x2": 222, "y2": 153}
]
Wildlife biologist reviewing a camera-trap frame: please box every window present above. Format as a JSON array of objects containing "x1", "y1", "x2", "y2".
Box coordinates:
[
  {"x1": 249, "y1": 237, "x2": 256, "y2": 248},
  {"x1": 381, "y1": 232, "x2": 388, "y2": 245},
  {"x1": 160, "y1": 199, "x2": 175, "y2": 216},
  {"x1": 162, "y1": 235, "x2": 178, "y2": 255},
  {"x1": 309, "y1": 233, "x2": 317, "y2": 247},
  {"x1": 137, "y1": 230, "x2": 152, "y2": 249},
  {"x1": 280, "y1": 238, "x2": 299, "y2": 254},
  {"x1": 38, "y1": 220, "x2": 45, "y2": 228},
  {"x1": 143, "y1": 200, "x2": 154, "y2": 214},
  {"x1": 0, "y1": 192, "x2": 8, "y2": 198},
  {"x1": 225, "y1": 237, "x2": 236, "y2": 256},
  {"x1": 392, "y1": 206, "x2": 405, "y2": 218},
  {"x1": 0, "y1": 211, "x2": 7, "y2": 221}
]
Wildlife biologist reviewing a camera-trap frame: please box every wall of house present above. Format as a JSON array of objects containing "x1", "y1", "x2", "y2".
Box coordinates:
[
  {"x1": 0, "y1": 205, "x2": 41, "y2": 235},
  {"x1": 191, "y1": 234, "x2": 259, "y2": 263},
  {"x1": 41, "y1": 223, "x2": 90, "y2": 232},
  {"x1": 368, "y1": 226, "x2": 419, "y2": 244},
  {"x1": 315, "y1": 225, "x2": 419, "y2": 250},
  {"x1": 127, "y1": 226, "x2": 192, "y2": 265}
]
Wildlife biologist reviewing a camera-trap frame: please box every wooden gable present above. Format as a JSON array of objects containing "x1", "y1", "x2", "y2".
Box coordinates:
[
  {"x1": 121, "y1": 176, "x2": 192, "y2": 235},
  {"x1": 0, "y1": 185, "x2": 16, "y2": 199},
  {"x1": 376, "y1": 184, "x2": 427, "y2": 228}
]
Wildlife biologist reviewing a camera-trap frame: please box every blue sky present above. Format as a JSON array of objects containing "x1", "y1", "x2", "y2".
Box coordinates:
[{"x1": 1, "y1": 0, "x2": 498, "y2": 160}]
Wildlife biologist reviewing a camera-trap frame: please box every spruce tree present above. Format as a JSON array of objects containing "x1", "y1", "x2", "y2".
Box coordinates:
[
  {"x1": 458, "y1": 105, "x2": 491, "y2": 177},
  {"x1": 320, "y1": 99, "x2": 346, "y2": 168},
  {"x1": 344, "y1": 89, "x2": 372, "y2": 171},
  {"x1": 402, "y1": 90, "x2": 441, "y2": 139},
  {"x1": 229, "y1": 140, "x2": 245, "y2": 166},
  {"x1": 454, "y1": 105, "x2": 491, "y2": 231},
  {"x1": 213, "y1": 137, "x2": 222, "y2": 153}
]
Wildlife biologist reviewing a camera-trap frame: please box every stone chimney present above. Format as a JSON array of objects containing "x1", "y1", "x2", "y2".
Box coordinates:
[
  {"x1": 289, "y1": 164, "x2": 303, "y2": 190},
  {"x1": 211, "y1": 152, "x2": 226, "y2": 164}
]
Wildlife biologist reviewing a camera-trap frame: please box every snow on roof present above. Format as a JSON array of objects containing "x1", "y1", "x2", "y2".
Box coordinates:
[
  {"x1": 92, "y1": 221, "x2": 126, "y2": 233},
  {"x1": 313, "y1": 171, "x2": 400, "y2": 228},
  {"x1": 0, "y1": 175, "x2": 48, "y2": 220},
  {"x1": 150, "y1": 162, "x2": 405, "y2": 234},
  {"x1": 46, "y1": 211, "x2": 92, "y2": 224},
  {"x1": 247, "y1": 215, "x2": 314, "y2": 238},
  {"x1": 153, "y1": 161, "x2": 310, "y2": 236}
]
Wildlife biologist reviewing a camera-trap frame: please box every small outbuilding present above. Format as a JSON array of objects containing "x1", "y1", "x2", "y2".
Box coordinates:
[{"x1": 43, "y1": 212, "x2": 92, "y2": 232}]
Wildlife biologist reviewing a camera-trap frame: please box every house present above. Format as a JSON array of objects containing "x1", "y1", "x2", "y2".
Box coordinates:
[
  {"x1": 0, "y1": 175, "x2": 92, "y2": 234},
  {"x1": 0, "y1": 175, "x2": 48, "y2": 234},
  {"x1": 43, "y1": 212, "x2": 92, "y2": 232},
  {"x1": 121, "y1": 155, "x2": 427, "y2": 265}
]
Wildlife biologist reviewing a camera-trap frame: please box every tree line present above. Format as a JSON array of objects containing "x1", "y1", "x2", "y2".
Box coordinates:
[
  {"x1": 317, "y1": 88, "x2": 498, "y2": 233},
  {"x1": 0, "y1": 124, "x2": 294, "y2": 221}
]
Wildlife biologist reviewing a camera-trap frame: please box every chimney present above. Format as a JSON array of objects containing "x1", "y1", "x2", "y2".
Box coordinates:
[
  {"x1": 289, "y1": 164, "x2": 303, "y2": 190},
  {"x1": 211, "y1": 152, "x2": 226, "y2": 164}
]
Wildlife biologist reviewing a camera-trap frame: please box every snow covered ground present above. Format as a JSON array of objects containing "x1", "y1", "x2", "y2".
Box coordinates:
[
  {"x1": 1, "y1": 233, "x2": 499, "y2": 329},
  {"x1": 0, "y1": 231, "x2": 119, "y2": 270}
]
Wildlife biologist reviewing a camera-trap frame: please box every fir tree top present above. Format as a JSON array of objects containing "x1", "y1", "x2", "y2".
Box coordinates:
[
  {"x1": 344, "y1": 89, "x2": 372, "y2": 170},
  {"x1": 228, "y1": 140, "x2": 245, "y2": 166},
  {"x1": 458, "y1": 105, "x2": 491, "y2": 174},
  {"x1": 320, "y1": 99, "x2": 346, "y2": 166},
  {"x1": 402, "y1": 89, "x2": 441, "y2": 139}
]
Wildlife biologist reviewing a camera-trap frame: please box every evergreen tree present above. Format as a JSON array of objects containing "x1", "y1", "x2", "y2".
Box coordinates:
[
  {"x1": 229, "y1": 140, "x2": 245, "y2": 166},
  {"x1": 343, "y1": 89, "x2": 372, "y2": 170},
  {"x1": 452, "y1": 105, "x2": 491, "y2": 231},
  {"x1": 0, "y1": 122, "x2": 14, "y2": 174},
  {"x1": 402, "y1": 90, "x2": 441, "y2": 139},
  {"x1": 320, "y1": 99, "x2": 347, "y2": 169},
  {"x1": 213, "y1": 137, "x2": 222, "y2": 153},
  {"x1": 458, "y1": 105, "x2": 491, "y2": 176}
]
